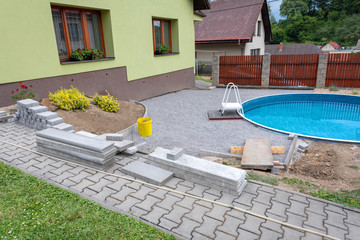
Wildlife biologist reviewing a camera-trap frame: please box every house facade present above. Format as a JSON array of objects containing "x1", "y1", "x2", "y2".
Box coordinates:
[
  {"x1": 195, "y1": 0, "x2": 272, "y2": 62},
  {"x1": 0, "y1": 0, "x2": 210, "y2": 107},
  {"x1": 321, "y1": 41, "x2": 341, "y2": 51}
]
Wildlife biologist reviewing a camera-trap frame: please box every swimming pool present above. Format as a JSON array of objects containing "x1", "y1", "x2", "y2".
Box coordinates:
[{"x1": 241, "y1": 94, "x2": 360, "y2": 143}]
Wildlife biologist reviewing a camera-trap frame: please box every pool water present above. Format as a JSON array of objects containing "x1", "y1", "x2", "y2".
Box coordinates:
[{"x1": 242, "y1": 94, "x2": 360, "y2": 142}]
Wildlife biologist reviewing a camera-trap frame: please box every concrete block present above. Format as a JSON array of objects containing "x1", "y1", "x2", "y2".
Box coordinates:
[
  {"x1": 52, "y1": 123, "x2": 73, "y2": 131},
  {"x1": 298, "y1": 141, "x2": 309, "y2": 150},
  {"x1": 167, "y1": 147, "x2": 184, "y2": 160},
  {"x1": 0, "y1": 111, "x2": 5, "y2": 116},
  {"x1": 288, "y1": 134, "x2": 295, "y2": 140},
  {"x1": 121, "y1": 161, "x2": 174, "y2": 185},
  {"x1": 106, "y1": 134, "x2": 124, "y2": 141},
  {"x1": 76, "y1": 131, "x2": 98, "y2": 138},
  {"x1": 0, "y1": 115, "x2": 13, "y2": 122},
  {"x1": 47, "y1": 117, "x2": 63, "y2": 126},
  {"x1": 17, "y1": 99, "x2": 39, "y2": 108},
  {"x1": 124, "y1": 146, "x2": 137, "y2": 155},
  {"x1": 114, "y1": 140, "x2": 135, "y2": 152},
  {"x1": 28, "y1": 106, "x2": 48, "y2": 114},
  {"x1": 271, "y1": 168, "x2": 280, "y2": 175},
  {"x1": 36, "y1": 111, "x2": 58, "y2": 120}
]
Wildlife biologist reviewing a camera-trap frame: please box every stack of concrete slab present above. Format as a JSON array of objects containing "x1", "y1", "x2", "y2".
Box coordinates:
[
  {"x1": 149, "y1": 147, "x2": 247, "y2": 195},
  {"x1": 15, "y1": 99, "x2": 72, "y2": 131},
  {"x1": 0, "y1": 111, "x2": 13, "y2": 123},
  {"x1": 36, "y1": 128, "x2": 117, "y2": 170}
]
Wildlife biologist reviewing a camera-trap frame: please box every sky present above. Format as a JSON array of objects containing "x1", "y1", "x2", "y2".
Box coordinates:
[{"x1": 268, "y1": 0, "x2": 283, "y2": 21}]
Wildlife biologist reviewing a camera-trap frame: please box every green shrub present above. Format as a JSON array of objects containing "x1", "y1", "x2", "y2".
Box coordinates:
[
  {"x1": 352, "y1": 90, "x2": 359, "y2": 95},
  {"x1": 49, "y1": 87, "x2": 90, "y2": 111},
  {"x1": 93, "y1": 91, "x2": 120, "y2": 113},
  {"x1": 329, "y1": 85, "x2": 339, "y2": 91},
  {"x1": 159, "y1": 44, "x2": 171, "y2": 54},
  {"x1": 70, "y1": 48, "x2": 103, "y2": 61}
]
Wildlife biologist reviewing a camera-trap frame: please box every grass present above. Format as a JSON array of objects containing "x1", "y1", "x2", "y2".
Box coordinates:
[
  {"x1": 195, "y1": 75, "x2": 212, "y2": 82},
  {"x1": 352, "y1": 90, "x2": 359, "y2": 95},
  {"x1": 246, "y1": 171, "x2": 360, "y2": 209},
  {"x1": 346, "y1": 165, "x2": 359, "y2": 169},
  {"x1": 329, "y1": 85, "x2": 339, "y2": 91},
  {"x1": 0, "y1": 162, "x2": 175, "y2": 240}
]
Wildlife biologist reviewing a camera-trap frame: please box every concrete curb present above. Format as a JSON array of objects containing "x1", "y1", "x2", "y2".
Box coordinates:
[{"x1": 116, "y1": 101, "x2": 148, "y2": 138}]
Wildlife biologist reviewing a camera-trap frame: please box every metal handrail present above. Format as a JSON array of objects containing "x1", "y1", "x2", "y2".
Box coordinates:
[{"x1": 221, "y1": 82, "x2": 244, "y2": 115}]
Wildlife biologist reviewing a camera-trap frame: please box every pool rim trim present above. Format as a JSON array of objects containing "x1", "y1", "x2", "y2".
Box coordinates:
[{"x1": 240, "y1": 93, "x2": 360, "y2": 144}]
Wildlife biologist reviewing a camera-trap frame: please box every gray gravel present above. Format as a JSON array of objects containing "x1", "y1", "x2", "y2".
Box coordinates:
[{"x1": 129, "y1": 86, "x2": 313, "y2": 162}]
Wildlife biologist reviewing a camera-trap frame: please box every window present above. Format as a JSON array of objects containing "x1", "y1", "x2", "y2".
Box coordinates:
[
  {"x1": 250, "y1": 49, "x2": 260, "y2": 56},
  {"x1": 152, "y1": 19, "x2": 172, "y2": 54},
  {"x1": 257, "y1": 21, "x2": 261, "y2": 36},
  {"x1": 51, "y1": 6, "x2": 105, "y2": 60}
]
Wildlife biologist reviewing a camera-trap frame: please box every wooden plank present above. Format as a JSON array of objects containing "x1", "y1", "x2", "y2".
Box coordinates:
[
  {"x1": 241, "y1": 139, "x2": 274, "y2": 170},
  {"x1": 231, "y1": 146, "x2": 285, "y2": 154}
]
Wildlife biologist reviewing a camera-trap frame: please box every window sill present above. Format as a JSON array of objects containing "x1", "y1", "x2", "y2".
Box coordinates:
[
  {"x1": 154, "y1": 52, "x2": 179, "y2": 57},
  {"x1": 60, "y1": 57, "x2": 115, "y2": 65}
]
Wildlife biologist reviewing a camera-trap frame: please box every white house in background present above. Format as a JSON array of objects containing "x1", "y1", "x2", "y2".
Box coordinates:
[
  {"x1": 321, "y1": 41, "x2": 341, "y2": 51},
  {"x1": 195, "y1": 0, "x2": 273, "y2": 62}
]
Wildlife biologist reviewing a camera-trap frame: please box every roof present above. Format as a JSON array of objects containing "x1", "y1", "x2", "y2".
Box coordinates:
[
  {"x1": 355, "y1": 39, "x2": 360, "y2": 50},
  {"x1": 195, "y1": 0, "x2": 272, "y2": 43},
  {"x1": 328, "y1": 41, "x2": 341, "y2": 49},
  {"x1": 265, "y1": 43, "x2": 322, "y2": 55},
  {"x1": 194, "y1": 0, "x2": 210, "y2": 11}
]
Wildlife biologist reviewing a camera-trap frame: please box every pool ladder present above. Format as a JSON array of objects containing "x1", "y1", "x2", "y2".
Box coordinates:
[{"x1": 220, "y1": 82, "x2": 244, "y2": 116}]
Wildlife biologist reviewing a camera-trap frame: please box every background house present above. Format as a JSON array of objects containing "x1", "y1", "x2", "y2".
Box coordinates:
[
  {"x1": 265, "y1": 43, "x2": 322, "y2": 55},
  {"x1": 195, "y1": 0, "x2": 272, "y2": 62},
  {"x1": 321, "y1": 41, "x2": 341, "y2": 51},
  {"x1": 0, "y1": 0, "x2": 210, "y2": 107}
]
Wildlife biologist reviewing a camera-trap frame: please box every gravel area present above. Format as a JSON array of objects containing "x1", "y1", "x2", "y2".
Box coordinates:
[{"x1": 130, "y1": 86, "x2": 313, "y2": 162}]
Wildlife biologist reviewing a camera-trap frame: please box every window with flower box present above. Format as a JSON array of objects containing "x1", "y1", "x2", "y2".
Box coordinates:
[
  {"x1": 152, "y1": 19, "x2": 172, "y2": 55},
  {"x1": 51, "y1": 6, "x2": 106, "y2": 61}
]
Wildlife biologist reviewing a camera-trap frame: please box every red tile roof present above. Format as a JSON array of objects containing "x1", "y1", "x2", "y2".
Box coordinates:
[
  {"x1": 195, "y1": 0, "x2": 272, "y2": 43},
  {"x1": 329, "y1": 41, "x2": 341, "y2": 49},
  {"x1": 265, "y1": 43, "x2": 322, "y2": 55}
]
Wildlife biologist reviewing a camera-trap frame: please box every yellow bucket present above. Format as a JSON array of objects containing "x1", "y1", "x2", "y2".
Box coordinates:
[{"x1": 137, "y1": 117, "x2": 152, "y2": 137}]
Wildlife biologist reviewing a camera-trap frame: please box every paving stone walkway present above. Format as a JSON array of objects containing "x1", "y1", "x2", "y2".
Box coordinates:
[{"x1": 1, "y1": 122, "x2": 360, "y2": 240}]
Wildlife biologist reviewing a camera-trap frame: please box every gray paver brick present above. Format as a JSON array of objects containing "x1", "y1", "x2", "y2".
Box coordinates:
[
  {"x1": 234, "y1": 191, "x2": 257, "y2": 208},
  {"x1": 286, "y1": 212, "x2": 306, "y2": 227},
  {"x1": 194, "y1": 215, "x2": 222, "y2": 239},
  {"x1": 162, "y1": 205, "x2": 190, "y2": 224},
  {"x1": 115, "y1": 196, "x2": 142, "y2": 212},
  {"x1": 51, "y1": 171, "x2": 75, "y2": 183},
  {"x1": 258, "y1": 185, "x2": 276, "y2": 195},
  {"x1": 61, "y1": 179, "x2": 77, "y2": 187},
  {"x1": 238, "y1": 214, "x2": 265, "y2": 235},
  {"x1": 83, "y1": 188, "x2": 98, "y2": 196},
  {"x1": 204, "y1": 188, "x2": 222, "y2": 197},
  {"x1": 17, "y1": 159, "x2": 41, "y2": 169},
  {"x1": 243, "y1": 183, "x2": 260, "y2": 195},
  {"x1": 33, "y1": 164, "x2": 56, "y2": 176},
  {"x1": 141, "y1": 206, "x2": 169, "y2": 225},
  {"x1": 26, "y1": 166, "x2": 40, "y2": 173},
  {"x1": 44, "y1": 171, "x2": 57, "y2": 179},
  {"x1": 280, "y1": 226, "x2": 305, "y2": 240},
  {"x1": 267, "y1": 200, "x2": 289, "y2": 219},
  {"x1": 324, "y1": 223, "x2": 348, "y2": 240},
  {"x1": 303, "y1": 211, "x2": 327, "y2": 232},
  {"x1": 248, "y1": 201, "x2": 269, "y2": 215},
  {"x1": 135, "y1": 195, "x2": 162, "y2": 212},
  {"x1": 216, "y1": 192, "x2": 236, "y2": 205},
  {"x1": 345, "y1": 223, "x2": 360, "y2": 240},
  {"x1": 272, "y1": 189, "x2": 292, "y2": 205},
  {"x1": 149, "y1": 188, "x2": 168, "y2": 199},
  {"x1": 290, "y1": 193, "x2": 310, "y2": 204},
  {"x1": 306, "y1": 199, "x2": 327, "y2": 216},
  {"x1": 126, "y1": 181, "x2": 142, "y2": 190},
  {"x1": 70, "y1": 179, "x2": 96, "y2": 193},
  {"x1": 68, "y1": 170, "x2": 93, "y2": 183},
  {"x1": 325, "y1": 204, "x2": 346, "y2": 215},
  {"x1": 103, "y1": 175, "x2": 117, "y2": 182},
  {"x1": 253, "y1": 190, "x2": 274, "y2": 206},
  {"x1": 156, "y1": 193, "x2": 182, "y2": 211},
  {"x1": 344, "y1": 209, "x2": 360, "y2": 227},
  {"x1": 187, "y1": 183, "x2": 209, "y2": 197},
  {"x1": 205, "y1": 205, "x2": 229, "y2": 222},
  {"x1": 68, "y1": 166, "x2": 85, "y2": 175},
  {"x1": 164, "y1": 177, "x2": 183, "y2": 189},
  {"x1": 192, "y1": 231, "x2": 213, "y2": 240},
  {"x1": 184, "y1": 203, "x2": 210, "y2": 223},
  {"x1": 237, "y1": 228, "x2": 259, "y2": 240},
  {"x1": 214, "y1": 231, "x2": 236, "y2": 240},
  {"x1": 130, "y1": 206, "x2": 148, "y2": 218},
  {"x1": 49, "y1": 161, "x2": 64, "y2": 168},
  {"x1": 287, "y1": 198, "x2": 309, "y2": 217},
  {"x1": 173, "y1": 217, "x2": 202, "y2": 239},
  {"x1": 300, "y1": 232, "x2": 323, "y2": 240},
  {"x1": 107, "y1": 178, "x2": 130, "y2": 191},
  {"x1": 158, "y1": 217, "x2": 179, "y2": 230},
  {"x1": 93, "y1": 187, "x2": 117, "y2": 202},
  {"x1": 86, "y1": 172, "x2": 106, "y2": 182},
  {"x1": 109, "y1": 186, "x2": 136, "y2": 202},
  {"x1": 178, "y1": 179, "x2": 194, "y2": 188},
  {"x1": 33, "y1": 158, "x2": 56, "y2": 169},
  {"x1": 259, "y1": 226, "x2": 282, "y2": 240},
  {"x1": 87, "y1": 178, "x2": 112, "y2": 193},
  {"x1": 217, "y1": 214, "x2": 245, "y2": 237},
  {"x1": 324, "y1": 209, "x2": 347, "y2": 230},
  {"x1": 130, "y1": 186, "x2": 155, "y2": 200},
  {"x1": 176, "y1": 196, "x2": 197, "y2": 210}
]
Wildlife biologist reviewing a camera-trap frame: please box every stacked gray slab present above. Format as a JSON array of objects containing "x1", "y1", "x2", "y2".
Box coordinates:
[
  {"x1": 15, "y1": 99, "x2": 71, "y2": 131},
  {"x1": 149, "y1": 147, "x2": 247, "y2": 195},
  {"x1": 36, "y1": 128, "x2": 117, "y2": 171},
  {"x1": 0, "y1": 111, "x2": 13, "y2": 122}
]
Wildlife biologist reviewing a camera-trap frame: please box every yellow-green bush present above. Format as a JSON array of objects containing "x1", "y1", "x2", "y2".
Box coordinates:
[
  {"x1": 49, "y1": 87, "x2": 90, "y2": 111},
  {"x1": 93, "y1": 91, "x2": 120, "y2": 113}
]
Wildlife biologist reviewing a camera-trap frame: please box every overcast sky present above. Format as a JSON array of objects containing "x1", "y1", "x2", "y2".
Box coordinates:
[{"x1": 268, "y1": 0, "x2": 283, "y2": 21}]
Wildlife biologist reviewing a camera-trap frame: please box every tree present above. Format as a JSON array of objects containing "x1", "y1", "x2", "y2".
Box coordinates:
[{"x1": 280, "y1": 0, "x2": 308, "y2": 19}]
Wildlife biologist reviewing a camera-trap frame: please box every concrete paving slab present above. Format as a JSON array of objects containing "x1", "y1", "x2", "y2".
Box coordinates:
[{"x1": 241, "y1": 139, "x2": 274, "y2": 170}]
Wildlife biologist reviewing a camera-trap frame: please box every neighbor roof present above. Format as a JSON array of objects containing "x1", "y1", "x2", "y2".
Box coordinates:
[
  {"x1": 328, "y1": 41, "x2": 341, "y2": 49},
  {"x1": 265, "y1": 43, "x2": 322, "y2": 55},
  {"x1": 194, "y1": 0, "x2": 211, "y2": 10},
  {"x1": 195, "y1": 0, "x2": 272, "y2": 43}
]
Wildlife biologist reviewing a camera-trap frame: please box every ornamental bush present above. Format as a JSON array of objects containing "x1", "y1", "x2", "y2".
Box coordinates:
[
  {"x1": 49, "y1": 87, "x2": 90, "y2": 111},
  {"x1": 93, "y1": 91, "x2": 120, "y2": 113}
]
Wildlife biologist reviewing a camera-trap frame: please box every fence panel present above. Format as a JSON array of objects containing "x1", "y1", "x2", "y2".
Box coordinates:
[
  {"x1": 195, "y1": 60, "x2": 212, "y2": 76},
  {"x1": 326, "y1": 53, "x2": 360, "y2": 88},
  {"x1": 269, "y1": 54, "x2": 319, "y2": 87},
  {"x1": 219, "y1": 56, "x2": 263, "y2": 85}
]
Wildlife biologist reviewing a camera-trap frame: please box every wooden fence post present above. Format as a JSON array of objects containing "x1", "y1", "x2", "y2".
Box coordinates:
[
  {"x1": 212, "y1": 55, "x2": 219, "y2": 86},
  {"x1": 261, "y1": 53, "x2": 271, "y2": 88},
  {"x1": 316, "y1": 53, "x2": 328, "y2": 88}
]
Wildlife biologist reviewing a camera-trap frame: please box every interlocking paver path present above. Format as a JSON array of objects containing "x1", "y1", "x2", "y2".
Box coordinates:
[{"x1": 1, "y1": 122, "x2": 360, "y2": 240}]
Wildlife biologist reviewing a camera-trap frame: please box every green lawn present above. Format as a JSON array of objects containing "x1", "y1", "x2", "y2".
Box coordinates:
[
  {"x1": 0, "y1": 162, "x2": 175, "y2": 239},
  {"x1": 195, "y1": 76, "x2": 212, "y2": 82}
]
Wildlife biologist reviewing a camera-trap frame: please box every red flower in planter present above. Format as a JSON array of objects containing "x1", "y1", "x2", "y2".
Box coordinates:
[
  {"x1": 19, "y1": 81, "x2": 22, "y2": 84},
  {"x1": 11, "y1": 91, "x2": 14, "y2": 94},
  {"x1": 21, "y1": 85, "x2": 25, "y2": 88},
  {"x1": 30, "y1": 85, "x2": 33, "y2": 88},
  {"x1": 16, "y1": 88, "x2": 19, "y2": 92},
  {"x1": 78, "y1": 48, "x2": 81, "y2": 51}
]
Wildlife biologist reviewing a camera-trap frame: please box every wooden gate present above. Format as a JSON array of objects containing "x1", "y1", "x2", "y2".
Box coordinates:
[
  {"x1": 219, "y1": 56, "x2": 263, "y2": 85},
  {"x1": 326, "y1": 53, "x2": 360, "y2": 88},
  {"x1": 269, "y1": 54, "x2": 319, "y2": 87}
]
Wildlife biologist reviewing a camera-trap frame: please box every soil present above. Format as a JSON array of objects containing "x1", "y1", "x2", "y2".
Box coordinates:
[{"x1": 0, "y1": 100, "x2": 145, "y2": 135}]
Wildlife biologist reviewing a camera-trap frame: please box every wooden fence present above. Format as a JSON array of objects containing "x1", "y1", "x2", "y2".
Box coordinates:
[
  {"x1": 269, "y1": 54, "x2": 319, "y2": 87},
  {"x1": 219, "y1": 56, "x2": 263, "y2": 85},
  {"x1": 326, "y1": 53, "x2": 360, "y2": 88}
]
